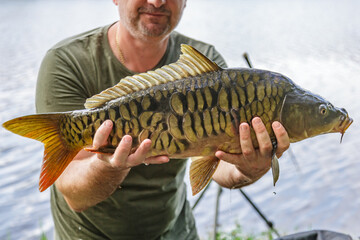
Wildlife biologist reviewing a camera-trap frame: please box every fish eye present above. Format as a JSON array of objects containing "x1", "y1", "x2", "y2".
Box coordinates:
[{"x1": 319, "y1": 104, "x2": 327, "y2": 115}]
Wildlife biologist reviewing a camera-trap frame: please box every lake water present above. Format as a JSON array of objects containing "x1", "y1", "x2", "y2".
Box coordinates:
[{"x1": 1, "y1": 0, "x2": 359, "y2": 239}]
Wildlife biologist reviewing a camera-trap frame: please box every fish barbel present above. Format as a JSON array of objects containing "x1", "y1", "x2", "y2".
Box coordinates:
[{"x1": 2, "y1": 45, "x2": 353, "y2": 195}]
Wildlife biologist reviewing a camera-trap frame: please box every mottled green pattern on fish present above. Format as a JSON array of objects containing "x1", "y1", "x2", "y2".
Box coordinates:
[
  {"x1": 62, "y1": 69, "x2": 291, "y2": 158},
  {"x1": 2, "y1": 44, "x2": 353, "y2": 195}
]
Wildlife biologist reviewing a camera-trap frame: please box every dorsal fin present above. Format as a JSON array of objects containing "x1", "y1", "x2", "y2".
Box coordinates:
[{"x1": 84, "y1": 44, "x2": 222, "y2": 109}]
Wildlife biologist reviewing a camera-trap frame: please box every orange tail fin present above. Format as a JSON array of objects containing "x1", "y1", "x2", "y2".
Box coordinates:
[{"x1": 2, "y1": 114, "x2": 81, "y2": 192}]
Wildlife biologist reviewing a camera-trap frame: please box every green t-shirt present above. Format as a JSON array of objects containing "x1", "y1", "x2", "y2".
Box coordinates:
[{"x1": 36, "y1": 23, "x2": 227, "y2": 240}]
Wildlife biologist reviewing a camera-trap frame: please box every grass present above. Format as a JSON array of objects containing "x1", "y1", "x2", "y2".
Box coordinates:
[
  {"x1": 38, "y1": 222, "x2": 274, "y2": 240},
  {"x1": 37, "y1": 224, "x2": 273, "y2": 240},
  {"x1": 215, "y1": 223, "x2": 275, "y2": 240},
  {"x1": 40, "y1": 233, "x2": 48, "y2": 240}
]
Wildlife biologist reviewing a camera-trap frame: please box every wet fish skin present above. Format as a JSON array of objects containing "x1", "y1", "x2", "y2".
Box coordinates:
[
  {"x1": 280, "y1": 87, "x2": 353, "y2": 142},
  {"x1": 64, "y1": 68, "x2": 352, "y2": 190},
  {"x1": 2, "y1": 45, "x2": 353, "y2": 195},
  {"x1": 63, "y1": 69, "x2": 291, "y2": 159}
]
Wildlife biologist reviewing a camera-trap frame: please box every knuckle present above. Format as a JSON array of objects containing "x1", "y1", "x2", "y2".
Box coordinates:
[
  {"x1": 117, "y1": 145, "x2": 129, "y2": 153},
  {"x1": 240, "y1": 133, "x2": 250, "y2": 141},
  {"x1": 242, "y1": 149, "x2": 253, "y2": 157},
  {"x1": 262, "y1": 142, "x2": 273, "y2": 152},
  {"x1": 277, "y1": 129, "x2": 288, "y2": 138},
  {"x1": 274, "y1": 124, "x2": 289, "y2": 138},
  {"x1": 254, "y1": 123, "x2": 267, "y2": 133},
  {"x1": 222, "y1": 154, "x2": 236, "y2": 163}
]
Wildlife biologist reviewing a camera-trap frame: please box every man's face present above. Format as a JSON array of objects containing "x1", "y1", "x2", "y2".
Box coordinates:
[{"x1": 116, "y1": 0, "x2": 186, "y2": 39}]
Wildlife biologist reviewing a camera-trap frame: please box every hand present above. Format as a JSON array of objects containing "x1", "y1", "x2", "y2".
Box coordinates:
[
  {"x1": 92, "y1": 120, "x2": 169, "y2": 170},
  {"x1": 215, "y1": 117, "x2": 290, "y2": 184},
  {"x1": 56, "y1": 120, "x2": 169, "y2": 211}
]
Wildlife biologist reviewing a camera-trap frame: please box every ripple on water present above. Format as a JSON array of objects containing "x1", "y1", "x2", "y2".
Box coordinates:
[{"x1": 2, "y1": 0, "x2": 360, "y2": 239}]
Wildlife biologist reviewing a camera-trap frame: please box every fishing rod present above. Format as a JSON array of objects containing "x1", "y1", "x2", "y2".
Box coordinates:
[
  {"x1": 191, "y1": 180, "x2": 212, "y2": 210},
  {"x1": 243, "y1": 53, "x2": 300, "y2": 173},
  {"x1": 213, "y1": 185, "x2": 222, "y2": 240},
  {"x1": 242, "y1": 52, "x2": 281, "y2": 238},
  {"x1": 239, "y1": 188, "x2": 280, "y2": 237},
  {"x1": 193, "y1": 53, "x2": 285, "y2": 239}
]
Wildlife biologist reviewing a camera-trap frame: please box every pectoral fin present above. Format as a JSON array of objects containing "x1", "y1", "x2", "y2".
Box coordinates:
[
  {"x1": 271, "y1": 140, "x2": 280, "y2": 186},
  {"x1": 271, "y1": 154, "x2": 280, "y2": 186},
  {"x1": 190, "y1": 156, "x2": 220, "y2": 195},
  {"x1": 84, "y1": 146, "x2": 116, "y2": 154}
]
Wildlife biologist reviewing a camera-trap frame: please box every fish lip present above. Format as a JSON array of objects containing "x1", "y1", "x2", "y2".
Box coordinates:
[{"x1": 336, "y1": 114, "x2": 353, "y2": 134}]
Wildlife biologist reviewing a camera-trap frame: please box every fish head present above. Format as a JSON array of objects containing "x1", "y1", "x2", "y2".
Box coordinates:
[{"x1": 280, "y1": 90, "x2": 353, "y2": 143}]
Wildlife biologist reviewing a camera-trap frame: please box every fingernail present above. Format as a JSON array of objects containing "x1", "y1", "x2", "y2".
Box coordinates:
[
  {"x1": 273, "y1": 121, "x2": 281, "y2": 129},
  {"x1": 122, "y1": 135, "x2": 132, "y2": 143},
  {"x1": 253, "y1": 117, "x2": 261, "y2": 125},
  {"x1": 104, "y1": 120, "x2": 112, "y2": 127},
  {"x1": 240, "y1": 123, "x2": 248, "y2": 131},
  {"x1": 143, "y1": 139, "x2": 151, "y2": 148}
]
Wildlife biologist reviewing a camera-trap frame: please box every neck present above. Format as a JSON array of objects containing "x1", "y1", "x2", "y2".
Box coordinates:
[{"x1": 109, "y1": 22, "x2": 169, "y2": 73}]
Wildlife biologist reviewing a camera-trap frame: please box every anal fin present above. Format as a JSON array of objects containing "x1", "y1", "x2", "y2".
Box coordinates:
[{"x1": 190, "y1": 156, "x2": 220, "y2": 195}]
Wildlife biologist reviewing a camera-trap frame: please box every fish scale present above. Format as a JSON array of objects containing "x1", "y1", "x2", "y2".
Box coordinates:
[
  {"x1": 2, "y1": 44, "x2": 353, "y2": 195},
  {"x1": 63, "y1": 69, "x2": 286, "y2": 159}
]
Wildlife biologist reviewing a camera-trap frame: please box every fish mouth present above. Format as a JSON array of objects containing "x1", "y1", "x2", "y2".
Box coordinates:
[{"x1": 335, "y1": 113, "x2": 353, "y2": 143}]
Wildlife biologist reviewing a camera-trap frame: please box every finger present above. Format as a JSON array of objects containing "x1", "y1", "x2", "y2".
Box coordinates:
[
  {"x1": 215, "y1": 122, "x2": 254, "y2": 165},
  {"x1": 127, "y1": 139, "x2": 169, "y2": 165},
  {"x1": 215, "y1": 150, "x2": 242, "y2": 165},
  {"x1": 239, "y1": 121, "x2": 256, "y2": 160},
  {"x1": 110, "y1": 135, "x2": 133, "y2": 168},
  {"x1": 272, "y1": 121, "x2": 290, "y2": 157},
  {"x1": 126, "y1": 139, "x2": 152, "y2": 166},
  {"x1": 252, "y1": 117, "x2": 273, "y2": 157},
  {"x1": 144, "y1": 155, "x2": 170, "y2": 165},
  {"x1": 93, "y1": 120, "x2": 113, "y2": 148}
]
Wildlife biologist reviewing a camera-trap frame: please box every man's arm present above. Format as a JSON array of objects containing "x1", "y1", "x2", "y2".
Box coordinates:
[
  {"x1": 36, "y1": 49, "x2": 169, "y2": 211},
  {"x1": 212, "y1": 117, "x2": 290, "y2": 189},
  {"x1": 56, "y1": 120, "x2": 169, "y2": 212}
]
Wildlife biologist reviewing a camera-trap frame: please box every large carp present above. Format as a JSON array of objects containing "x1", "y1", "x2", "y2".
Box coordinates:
[{"x1": 3, "y1": 45, "x2": 353, "y2": 195}]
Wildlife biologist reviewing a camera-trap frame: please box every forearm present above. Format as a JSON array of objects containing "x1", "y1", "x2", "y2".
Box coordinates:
[
  {"x1": 56, "y1": 150, "x2": 130, "y2": 212},
  {"x1": 55, "y1": 121, "x2": 170, "y2": 212}
]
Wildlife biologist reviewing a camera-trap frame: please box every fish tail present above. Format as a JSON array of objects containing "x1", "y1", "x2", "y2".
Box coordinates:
[{"x1": 2, "y1": 114, "x2": 82, "y2": 192}]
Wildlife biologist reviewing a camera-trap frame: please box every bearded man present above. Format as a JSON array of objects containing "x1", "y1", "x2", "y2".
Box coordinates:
[{"x1": 36, "y1": 0, "x2": 289, "y2": 239}]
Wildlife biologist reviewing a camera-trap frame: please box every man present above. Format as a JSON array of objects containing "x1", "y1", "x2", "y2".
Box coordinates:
[{"x1": 36, "y1": 0, "x2": 290, "y2": 239}]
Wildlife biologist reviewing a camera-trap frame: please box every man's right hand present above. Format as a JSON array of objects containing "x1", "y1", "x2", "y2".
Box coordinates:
[{"x1": 56, "y1": 120, "x2": 169, "y2": 212}]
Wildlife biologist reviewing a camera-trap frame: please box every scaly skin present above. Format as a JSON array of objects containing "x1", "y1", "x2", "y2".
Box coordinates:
[
  {"x1": 61, "y1": 68, "x2": 295, "y2": 157},
  {"x1": 3, "y1": 45, "x2": 352, "y2": 193}
]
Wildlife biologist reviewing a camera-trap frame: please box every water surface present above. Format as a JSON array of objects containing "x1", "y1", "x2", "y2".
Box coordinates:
[{"x1": 0, "y1": 0, "x2": 359, "y2": 239}]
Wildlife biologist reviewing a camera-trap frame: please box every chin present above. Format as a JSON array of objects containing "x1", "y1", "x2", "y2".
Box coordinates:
[{"x1": 140, "y1": 24, "x2": 171, "y2": 37}]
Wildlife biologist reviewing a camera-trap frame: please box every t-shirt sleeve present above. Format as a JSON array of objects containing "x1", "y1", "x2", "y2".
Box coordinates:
[
  {"x1": 35, "y1": 48, "x2": 89, "y2": 114},
  {"x1": 205, "y1": 45, "x2": 228, "y2": 69}
]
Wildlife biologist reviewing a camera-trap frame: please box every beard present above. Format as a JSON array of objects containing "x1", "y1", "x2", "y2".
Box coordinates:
[
  {"x1": 136, "y1": 17, "x2": 171, "y2": 37},
  {"x1": 125, "y1": 5, "x2": 173, "y2": 38}
]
